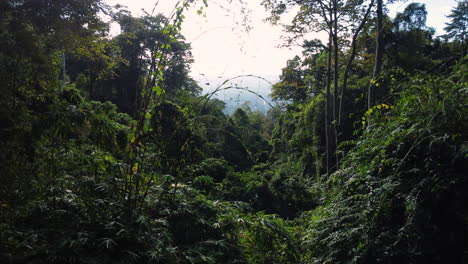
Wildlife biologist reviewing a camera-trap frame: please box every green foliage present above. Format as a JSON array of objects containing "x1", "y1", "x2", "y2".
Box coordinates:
[
  {"x1": 393, "y1": 3, "x2": 428, "y2": 31},
  {"x1": 270, "y1": 95, "x2": 325, "y2": 179},
  {"x1": 389, "y1": 3, "x2": 437, "y2": 72},
  {"x1": 444, "y1": 1, "x2": 467, "y2": 56},
  {"x1": 302, "y1": 68, "x2": 468, "y2": 263},
  {"x1": 2, "y1": 1, "x2": 468, "y2": 263},
  {"x1": 236, "y1": 213, "x2": 301, "y2": 263},
  {"x1": 271, "y1": 56, "x2": 309, "y2": 103}
]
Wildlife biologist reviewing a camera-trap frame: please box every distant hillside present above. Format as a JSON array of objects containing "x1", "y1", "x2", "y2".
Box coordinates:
[{"x1": 192, "y1": 73, "x2": 279, "y2": 114}]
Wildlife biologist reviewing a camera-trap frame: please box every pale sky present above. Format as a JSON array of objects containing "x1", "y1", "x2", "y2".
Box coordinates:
[{"x1": 105, "y1": 0, "x2": 458, "y2": 78}]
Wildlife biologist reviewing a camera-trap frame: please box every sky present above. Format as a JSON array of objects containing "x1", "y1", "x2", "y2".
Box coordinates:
[{"x1": 105, "y1": 0, "x2": 458, "y2": 79}]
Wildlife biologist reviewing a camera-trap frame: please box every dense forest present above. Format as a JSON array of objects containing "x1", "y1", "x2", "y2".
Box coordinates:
[{"x1": 0, "y1": 0, "x2": 467, "y2": 263}]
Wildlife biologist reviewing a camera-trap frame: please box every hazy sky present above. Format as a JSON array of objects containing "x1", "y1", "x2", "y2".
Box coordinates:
[{"x1": 105, "y1": 0, "x2": 458, "y2": 77}]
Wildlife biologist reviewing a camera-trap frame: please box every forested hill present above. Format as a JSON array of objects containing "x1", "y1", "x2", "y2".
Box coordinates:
[
  {"x1": 0, "y1": 0, "x2": 467, "y2": 263},
  {"x1": 193, "y1": 73, "x2": 278, "y2": 114}
]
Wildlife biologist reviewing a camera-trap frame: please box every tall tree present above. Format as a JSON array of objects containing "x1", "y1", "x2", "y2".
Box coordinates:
[
  {"x1": 271, "y1": 56, "x2": 308, "y2": 103},
  {"x1": 263, "y1": 0, "x2": 377, "y2": 175},
  {"x1": 444, "y1": 0, "x2": 468, "y2": 57},
  {"x1": 389, "y1": 3, "x2": 434, "y2": 72},
  {"x1": 368, "y1": 0, "x2": 383, "y2": 109}
]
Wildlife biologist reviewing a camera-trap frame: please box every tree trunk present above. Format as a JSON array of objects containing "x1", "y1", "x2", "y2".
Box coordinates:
[
  {"x1": 332, "y1": 0, "x2": 339, "y2": 166},
  {"x1": 339, "y1": 0, "x2": 375, "y2": 125},
  {"x1": 325, "y1": 36, "x2": 332, "y2": 177},
  {"x1": 369, "y1": 0, "x2": 383, "y2": 109},
  {"x1": 61, "y1": 51, "x2": 66, "y2": 86}
]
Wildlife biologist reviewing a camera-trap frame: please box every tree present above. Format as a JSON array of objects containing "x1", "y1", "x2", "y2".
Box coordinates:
[
  {"x1": 339, "y1": 0, "x2": 375, "y2": 123},
  {"x1": 0, "y1": 0, "x2": 108, "y2": 195},
  {"x1": 394, "y1": 2, "x2": 428, "y2": 31},
  {"x1": 368, "y1": 0, "x2": 383, "y2": 109},
  {"x1": 68, "y1": 9, "x2": 200, "y2": 115},
  {"x1": 271, "y1": 56, "x2": 308, "y2": 103},
  {"x1": 444, "y1": 0, "x2": 467, "y2": 56},
  {"x1": 389, "y1": 3, "x2": 435, "y2": 72},
  {"x1": 263, "y1": 0, "x2": 377, "y2": 175}
]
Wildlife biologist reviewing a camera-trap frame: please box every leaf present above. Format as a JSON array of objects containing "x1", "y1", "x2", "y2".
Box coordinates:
[
  {"x1": 132, "y1": 163, "x2": 139, "y2": 172},
  {"x1": 100, "y1": 238, "x2": 116, "y2": 249},
  {"x1": 162, "y1": 27, "x2": 171, "y2": 35},
  {"x1": 152, "y1": 85, "x2": 164, "y2": 96}
]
